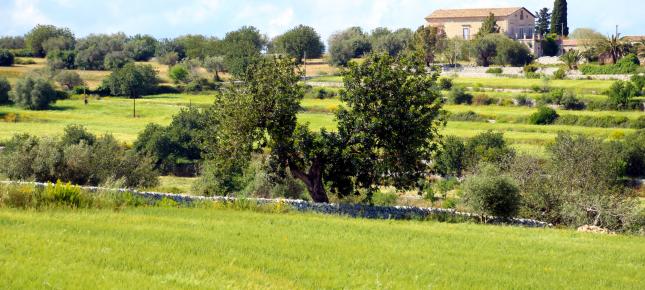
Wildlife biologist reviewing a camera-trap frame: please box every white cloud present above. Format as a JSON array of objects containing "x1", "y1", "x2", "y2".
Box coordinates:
[
  {"x1": 9, "y1": 0, "x2": 50, "y2": 28},
  {"x1": 165, "y1": 0, "x2": 221, "y2": 26}
]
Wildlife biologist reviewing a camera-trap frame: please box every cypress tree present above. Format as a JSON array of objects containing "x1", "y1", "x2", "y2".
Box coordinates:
[
  {"x1": 477, "y1": 13, "x2": 500, "y2": 37},
  {"x1": 551, "y1": 0, "x2": 569, "y2": 36}
]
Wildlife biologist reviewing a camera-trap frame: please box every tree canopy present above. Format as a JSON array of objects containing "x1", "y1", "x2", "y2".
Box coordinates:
[
  {"x1": 271, "y1": 25, "x2": 324, "y2": 63},
  {"x1": 25, "y1": 24, "x2": 75, "y2": 57},
  {"x1": 327, "y1": 27, "x2": 371, "y2": 66},
  {"x1": 535, "y1": 8, "x2": 551, "y2": 36},
  {"x1": 477, "y1": 13, "x2": 500, "y2": 37},
  {"x1": 221, "y1": 26, "x2": 266, "y2": 77},
  {"x1": 551, "y1": 0, "x2": 569, "y2": 36}
]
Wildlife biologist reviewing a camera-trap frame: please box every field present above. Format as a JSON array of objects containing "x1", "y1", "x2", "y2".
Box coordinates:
[{"x1": 0, "y1": 207, "x2": 643, "y2": 289}]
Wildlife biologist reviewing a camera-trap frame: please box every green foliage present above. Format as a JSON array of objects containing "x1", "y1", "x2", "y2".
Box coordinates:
[
  {"x1": 54, "y1": 70, "x2": 84, "y2": 90},
  {"x1": 328, "y1": 27, "x2": 371, "y2": 66},
  {"x1": 0, "y1": 49, "x2": 15, "y2": 66},
  {"x1": 44, "y1": 181, "x2": 83, "y2": 207},
  {"x1": 124, "y1": 34, "x2": 158, "y2": 61},
  {"x1": 222, "y1": 26, "x2": 266, "y2": 77},
  {"x1": 495, "y1": 37, "x2": 533, "y2": 66},
  {"x1": 435, "y1": 136, "x2": 466, "y2": 177},
  {"x1": 579, "y1": 63, "x2": 639, "y2": 75},
  {"x1": 551, "y1": 0, "x2": 569, "y2": 36},
  {"x1": 620, "y1": 130, "x2": 645, "y2": 177},
  {"x1": 464, "y1": 131, "x2": 515, "y2": 170},
  {"x1": 463, "y1": 164, "x2": 520, "y2": 218},
  {"x1": 529, "y1": 106, "x2": 559, "y2": 125},
  {"x1": 410, "y1": 25, "x2": 446, "y2": 66},
  {"x1": 485, "y1": 67, "x2": 502, "y2": 74},
  {"x1": 0, "y1": 76, "x2": 10, "y2": 104},
  {"x1": 631, "y1": 74, "x2": 645, "y2": 94},
  {"x1": 448, "y1": 86, "x2": 473, "y2": 104},
  {"x1": 541, "y1": 33, "x2": 560, "y2": 57},
  {"x1": 548, "y1": 133, "x2": 639, "y2": 230},
  {"x1": 477, "y1": 13, "x2": 500, "y2": 37},
  {"x1": 175, "y1": 34, "x2": 222, "y2": 59},
  {"x1": 369, "y1": 27, "x2": 413, "y2": 57},
  {"x1": 535, "y1": 8, "x2": 551, "y2": 36},
  {"x1": 552, "y1": 68, "x2": 567, "y2": 80},
  {"x1": 473, "y1": 34, "x2": 497, "y2": 67},
  {"x1": 74, "y1": 33, "x2": 128, "y2": 70},
  {"x1": 169, "y1": 64, "x2": 190, "y2": 84},
  {"x1": 607, "y1": 80, "x2": 637, "y2": 110},
  {"x1": 0, "y1": 127, "x2": 159, "y2": 188},
  {"x1": 157, "y1": 52, "x2": 179, "y2": 66},
  {"x1": 46, "y1": 49, "x2": 75, "y2": 69},
  {"x1": 11, "y1": 75, "x2": 58, "y2": 110},
  {"x1": 104, "y1": 63, "x2": 158, "y2": 99},
  {"x1": 25, "y1": 24, "x2": 75, "y2": 57},
  {"x1": 560, "y1": 50, "x2": 581, "y2": 70},
  {"x1": 0, "y1": 36, "x2": 25, "y2": 49},
  {"x1": 271, "y1": 25, "x2": 324, "y2": 63},
  {"x1": 203, "y1": 56, "x2": 225, "y2": 81},
  {"x1": 134, "y1": 107, "x2": 206, "y2": 175},
  {"x1": 103, "y1": 51, "x2": 132, "y2": 70},
  {"x1": 155, "y1": 39, "x2": 186, "y2": 60},
  {"x1": 438, "y1": 78, "x2": 453, "y2": 90}
]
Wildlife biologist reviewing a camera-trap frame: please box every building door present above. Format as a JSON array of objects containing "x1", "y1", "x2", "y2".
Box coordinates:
[{"x1": 463, "y1": 27, "x2": 470, "y2": 40}]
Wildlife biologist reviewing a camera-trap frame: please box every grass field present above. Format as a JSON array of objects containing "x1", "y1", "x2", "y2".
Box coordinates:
[{"x1": 0, "y1": 207, "x2": 643, "y2": 289}]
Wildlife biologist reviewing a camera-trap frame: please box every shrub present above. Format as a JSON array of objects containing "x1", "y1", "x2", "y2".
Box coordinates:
[
  {"x1": 514, "y1": 95, "x2": 532, "y2": 107},
  {"x1": 528, "y1": 106, "x2": 559, "y2": 125},
  {"x1": 438, "y1": 78, "x2": 453, "y2": 90},
  {"x1": 552, "y1": 68, "x2": 566, "y2": 80},
  {"x1": 14, "y1": 58, "x2": 36, "y2": 65},
  {"x1": 580, "y1": 63, "x2": 638, "y2": 75},
  {"x1": 54, "y1": 70, "x2": 84, "y2": 90},
  {"x1": 11, "y1": 76, "x2": 58, "y2": 110},
  {"x1": 618, "y1": 53, "x2": 640, "y2": 66},
  {"x1": 630, "y1": 74, "x2": 645, "y2": 95},
  {"x1": 621, "y1": 130, "x2": 645, "y2": 177},
  {"x1": 46, "y1": 50, "x2": 75, "y2": 69},
  {"x1": 169, "y1": 64, "x2": 190, "y2": 84},
  {"x1": 44, "y1": 181, "x2": 83, "y2": 207},
  {"x1": 523, "y1": 64, "x2": 539, "y2": 74},
  {"x1": 464, "y1": 131, "x2": 515, "y2": 169},
  {"x1": 555, "y1": 115, "x2": 630, "y2": 128},
  {"x1": 103, "y1": 51, "x2": 132, "y2": 70},
  {"x1": 448, "y1": 87, "x2": 472, "y2": 104},
  {"x1": 485, "y1": 67, "x2": 503, "y2": 74},
  {"x1": 462, "y1": 164, "x2": 521, "y2": 218},
  {"x1": 473, "y1": 94, "x2": 494, "y2": 105},
  {"x1": 435, "y1": 136, "x2": 466, "y2": 177},
  {"x1": 448, "y1": 111, "x2": 486, "y2": 122},
  {"x1": 607, "y1": 80, "x2": 637, "y2": 110},
  {"x1": 0, "y1": 49, "x2": 15, "y2": 66},
  {"x1": 0, "y1": 76, "x2": 10, "y2": 104},
  {"x1": 559, "y1": 94, "x2": 585, "y2": 110}
]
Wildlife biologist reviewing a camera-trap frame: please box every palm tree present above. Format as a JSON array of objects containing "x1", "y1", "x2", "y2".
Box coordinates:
[
  {"x1": 560, "y1": 50, "x2": 582, "y2": 70},
  {"x1": 598, "y1": 33, "x2": 629, "y2": 64}
]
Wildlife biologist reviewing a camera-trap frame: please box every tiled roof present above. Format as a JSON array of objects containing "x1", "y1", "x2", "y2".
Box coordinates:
[{"x1": 426, "y1": 7, "x2": 534, "y2": 20}]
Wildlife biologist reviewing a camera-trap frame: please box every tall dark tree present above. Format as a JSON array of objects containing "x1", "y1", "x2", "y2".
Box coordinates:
[
  {"x1": 477, "y1": 13, "x2": 500, "y2": 37},
  {"x1": 535, "y1": 8, "x2": 551, "y2": 36},
  {"x1": 551, "y1": 0, "x2": 569, "y2": 36},
  {"x1": 271, "y1": 25, "x2": 324, "y2": 63}
]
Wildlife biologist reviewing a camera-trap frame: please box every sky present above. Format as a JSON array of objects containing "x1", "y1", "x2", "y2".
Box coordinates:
[{"x1": 1, "y1": 0, "x2": 643, "y2": 42}]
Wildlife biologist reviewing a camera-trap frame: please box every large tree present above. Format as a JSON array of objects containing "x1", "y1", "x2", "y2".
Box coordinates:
[
  {"x1": 477, "y1": 13, "x2": 500, "y2": 37},
  {"x1": 551, "y1": 0, "x2": 569, "y2": 36},
  {"x1": 104, "y1": 63, "x2": 158, "y2": 117},
  {"x1": 535, "y1": 8, "x2": 551, "y2": 36},
  {"x1": 25, "y1": 24, "x2": 75, "y2": 57},
  {"x1": 200, "y1": 54, "x2": 444, "y2": 202},
  {"x1": 221, "y1": 26, "x2": 266, "y2": 77},
  {"x1": 370, "y1": 28, "x2": 413, "y2": 57},
  {"x1": 411, "y1": 25, "x2": 446, "y2": 66},
  {"x1": 327, "y1": 27, "x2": 371, "y2": 66},
  {"x1": 271, "y1": 25, "x2": 324, "y2": 63}
]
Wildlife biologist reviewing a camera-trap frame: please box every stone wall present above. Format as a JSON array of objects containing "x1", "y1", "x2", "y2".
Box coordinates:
[{"x1": 1, "y1": 181, "x2": 552, "y2": 228}]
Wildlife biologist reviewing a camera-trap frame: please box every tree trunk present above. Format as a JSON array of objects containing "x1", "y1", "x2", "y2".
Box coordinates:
[{"x1": 288, "y1": 160, "x2": 329, "y2": 203}]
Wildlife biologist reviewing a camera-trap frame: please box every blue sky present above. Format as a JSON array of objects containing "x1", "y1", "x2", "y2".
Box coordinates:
[{"x1": 1, "y1": 0, "x2": 643, "y2": 42}]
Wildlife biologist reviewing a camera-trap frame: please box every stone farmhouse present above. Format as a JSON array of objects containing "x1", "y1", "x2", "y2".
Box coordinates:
[{"x1": 425, "y1": 7, "x2": 543, "y2": 55}]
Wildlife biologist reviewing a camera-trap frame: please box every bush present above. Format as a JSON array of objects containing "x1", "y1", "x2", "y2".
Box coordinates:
[
  {"x1": 514, "y1": 95, "x2": 532, "y2": 107},
  {"x1": 54, "y1": 70, "x2": 84, "y2": 90},
  {"x1": 11, "y1": 76, "x2": 58, "y2": 110},
  {"x1": 448, "y1": 111, "x2": 486, "y2": 122},
  {"x1": 559, "y1": 94, "x2": 585, "y2": 110},
  {"x1": 552, "y1": 68, "x2": 566, "y2": 80},
  {"x1": 462, "y1": 164, "x2": 521, "y2": 218},
  {"x1": 0, "y1": 49, "x2": 15, "y2": 66},
  {"x1": 464, "y1": 131, "x2": 515, "y2": 169},
  {"x1": 630, "y1": 74, "x2": 645, "y2": 95},
  {"x1": 103, "y1": 51, "x2": 132, "y2": 70},
  {"x1": 528, "y1": 106, "x2": 559, "y2": 125},
  {"x1": 314, "y1": 88, "x2": 337, "y2": 99},
  {"x1": 580, "y1": 63, "x2": 639, "y2": 75},
  {"x1": 0, "y1": 127, "x2": 159, "y2": 188},
  {"x1": 485, "y1": 67, "x2": 503, "y2": 74},
  {"x1": 0, "y1": 76, "x2": 10, "y2": 104},
  {"x1": 438, "y1": 78, "x2": 453, "y2": 90},
  {"x1": 14, "y1": 58, "x2": 36, "y2": 65},
  {"x1": 46, "y1": 50, "x2": 75, "y2": 69},
  {"x1": 435, "y1": 136, "x2": 466, "y2": 177},
  {"x1": 621, "y1": 130, "x2": 645, "y2": 177},
  {"x1": 607, "y1": 80, "x2": 637, "y2": 110},
  {"x1": 169, "y1": 64, "x2": 190, "y2": 84},
  {"x1": 473, "y1": 94, "x2": 495, "y2": 105},
  {"x1": 448, "y1": 87, "x2": 472, "y2": 104},
  {"x1": 555, "y1": 115, "x2": 631, "y2": 128}
]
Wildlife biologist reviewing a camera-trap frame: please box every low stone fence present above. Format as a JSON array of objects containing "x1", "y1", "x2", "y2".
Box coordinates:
[{"x1": 1, "y1": 181, "x2": 552, "y2": 228}]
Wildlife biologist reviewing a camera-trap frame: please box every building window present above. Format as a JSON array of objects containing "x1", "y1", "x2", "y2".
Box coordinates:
[
  {"x1": 519, "y1": 27, "x2": 524, "y2": 38},
  {"x1": 520, "y1": 10, "x2": 524, "y2": 20},
  {"x1": 463, "y1": 27, "x2": 470, "y2": 40}
]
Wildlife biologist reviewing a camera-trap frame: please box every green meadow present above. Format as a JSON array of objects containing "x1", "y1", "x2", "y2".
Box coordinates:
[{"x1": 0, "y1": 207, "x2": 643, "y2": 289}]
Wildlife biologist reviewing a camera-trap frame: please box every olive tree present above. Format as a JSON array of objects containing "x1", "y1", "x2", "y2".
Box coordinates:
[
  {"x1": 11, "y1": 75, "x2": 58, "y2": 110},
  {"x1": 271, "y1": 25, "x2": 324, "y2": 63},
  {"x1": 221, "y1": 26, "x2": 266, "y2": 77},
  {"x1": 25, "y1": 24, "x2": 75, "y2": 57},
  {"x1": 0, "y1": 76, "x2": 11, "y2": 104},
  {"x1": 104, "y1": 63, "x2": 158, "y2": 117}
]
